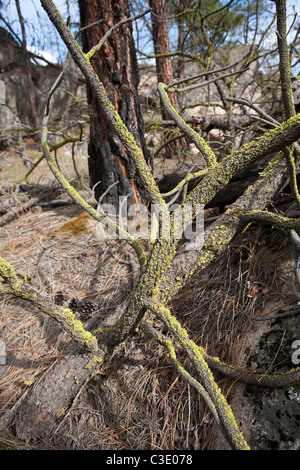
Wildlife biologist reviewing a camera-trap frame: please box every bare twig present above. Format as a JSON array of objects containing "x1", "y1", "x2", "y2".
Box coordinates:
[
  {"x1": 85, "y1": 8, "x2": 152, "y2": 61},
  {"x1": 167, "y1": 47, "x2": 252, "y2": 90},
  {"x1": 225, "y1": 97, "x2": 280, "y2": 127},
  {"x1": 168, "y1": 68, "x2": 249, "y2": 95}
]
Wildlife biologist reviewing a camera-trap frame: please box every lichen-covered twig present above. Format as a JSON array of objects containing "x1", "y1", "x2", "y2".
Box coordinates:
[
  {"x1": 143, "y1": 297, "x2": 300, "y2": 390},
  {"x1": 272, "y1": 0, "x2": 296, "y2": 120},
  {"x1": 142, "y1": 321, "x2": 223, "y2": 428},
  {"x1": 239, "y1": 208, "x2": 300, "y2": 229},
  {"x1": 158, "y1": 83, "x2": 217, "y2": 168},
  {"x1": 142, "y1": 299, "x2": 250, "y2": 450},
  {"x1": 284, "y1": 147, "x2": 300, "y2": 204},
  {"x1": 161, "y1": 168, "x2": 208, "y2": 197},
  {"x1": 85, "y1": 8, "x2": 151, "y2": 61},
  {"x1": 0, "y1": 257, "x2": 99, "y2": 354}
]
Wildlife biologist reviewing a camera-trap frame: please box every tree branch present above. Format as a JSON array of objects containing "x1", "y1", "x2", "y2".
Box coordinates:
[
  {"x1": 0, "y1": 257, "x2": 99, "y2": 354},
  {"x1": 273, "y1": 0, "x2": 296, "y2": 119},
  {"x1": 85, "y1": 8, "x2": 152, "y2": 61},
  {"x1": 158, "y1": 83, "x2": 217, "y2": 168},
  {"x1": 142, "y1": 298, "x2": 250, "y2": 450}
]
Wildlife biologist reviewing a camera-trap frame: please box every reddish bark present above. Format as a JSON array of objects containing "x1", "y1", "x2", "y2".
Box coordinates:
[
  {"x1": 148, "y1": 0, "x2": 178, "y2": 112},
  {"x1": 78, "y1": 0, "x2": 150, "y2": 208},
  {"x1": 149, "y1": 0, "x2": 180, "y2": 158}
]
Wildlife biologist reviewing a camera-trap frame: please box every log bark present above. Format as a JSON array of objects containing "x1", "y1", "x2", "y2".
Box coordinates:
[{"x1": 0, "y1": 351, "x2": 105, "y2": 442}]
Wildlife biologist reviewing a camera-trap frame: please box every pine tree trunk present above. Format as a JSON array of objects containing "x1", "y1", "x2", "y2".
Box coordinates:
[
  {"x1": 148, "y1": 0, "x2": 177, "y2": 106},
  {"x1": 15, "y1": 0, "x2": 38, "y2": 131},
  {"x1": 149, "y1": 0, "x2": 180, "y2": 158},
  {"x1": 175, "y1": 5, "x2": 185, "y2": 104},
  {"x1": 79, "y1": 0, "x2": 151, "y2": 209}
]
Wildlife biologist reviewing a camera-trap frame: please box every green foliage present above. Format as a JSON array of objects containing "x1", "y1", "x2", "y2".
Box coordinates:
[
  {"x1": 168, "y1": 0, "x2": 270, "y2": 57},
  {"x1": 168, "y1": 0, "x2": 242, "y2": 52}
]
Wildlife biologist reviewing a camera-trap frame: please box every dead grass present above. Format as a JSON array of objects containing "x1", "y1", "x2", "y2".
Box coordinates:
[
  {"x1": 0, "y1": 196, "x2": 296, "y2": 450},
  {"x1": 0, "y1": 140, "x2": 298, "y2": 450},
  {"x1": 0, "y1": 136, "x2": 90, "y2": 188}
]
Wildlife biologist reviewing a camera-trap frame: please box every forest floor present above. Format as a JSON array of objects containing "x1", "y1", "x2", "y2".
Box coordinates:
[{"x1": 0, "y1": 138, "x2": 300, "y2": 450}]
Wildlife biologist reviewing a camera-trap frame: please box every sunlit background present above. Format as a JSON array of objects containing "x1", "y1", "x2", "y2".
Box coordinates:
[{"x1": 1, "y1": 0, "x2": 300, "y2": 68}]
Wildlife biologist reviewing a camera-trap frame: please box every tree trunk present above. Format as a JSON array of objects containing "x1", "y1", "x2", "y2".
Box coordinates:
[
  {"x1": 78, "y1": 0, "x2": 151, "y2": 208},
  {"x1": 175, "y1": 3, "x2": 186, "y2": 104},
  {"x1": 149, "y1": 0, "x2": 180, "y2": 158},
  {"x1": 148, "y1": 0, "x2": 176, "y2": 103},
  {"x1": 15, "y1": 0, "x2": 38, "y2": 131}
]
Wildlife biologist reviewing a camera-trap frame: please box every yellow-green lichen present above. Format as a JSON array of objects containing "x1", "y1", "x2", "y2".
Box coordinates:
[
  {"x1": 23, "y1": 377, "x2": 33, "y2": 386},
  {"x1": 148, "y1": 300, "x2": 250, "y2": 450},
  {"x1": 0, "y1": 257, "x2": 17, "y2": 283},
  {"x1": 56, "y1": 408, "x2": 66, "y2": 418},
  {"x1": 60, "y1": 307, "x2": 98, "y2": 350},
  {"x1": 85, "y1": 354, "x2": 105, "y2": 370}
]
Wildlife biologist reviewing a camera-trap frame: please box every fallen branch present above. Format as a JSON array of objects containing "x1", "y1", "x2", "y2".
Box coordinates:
[{"x1": 0, "y1": 197, "x2": 39, "y2": 227}]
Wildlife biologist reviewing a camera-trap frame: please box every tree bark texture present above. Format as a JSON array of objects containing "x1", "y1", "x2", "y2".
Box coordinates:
[
  {"x1": 1, "y1": 351, "x2": 104, "y2": 442},
  {"x1": 15, "y1": 0, "x2": 38, "y2": 130},
  {"x1": 149, "y1": 0, "x2": 180, "y2": 158},
  {"x1": 148, "y1": 0, "x2": 176, "y2": 98},
  {"x1": 79, "y1": 0, "x2": 151, "y2": 208}
]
